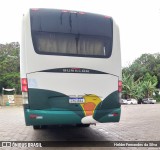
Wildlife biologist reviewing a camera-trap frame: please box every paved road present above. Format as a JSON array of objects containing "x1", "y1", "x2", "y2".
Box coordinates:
[{"x1": 0, "y1": 104, "x2": 160, "y2": 150}]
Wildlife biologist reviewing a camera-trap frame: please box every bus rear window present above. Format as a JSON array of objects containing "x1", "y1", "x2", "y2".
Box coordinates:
[{"x1": 32, "y1": 32, "x2": 112, "y2": 58}]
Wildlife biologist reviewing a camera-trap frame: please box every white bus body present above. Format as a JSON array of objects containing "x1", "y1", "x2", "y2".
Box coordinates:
[{"x1": 20, "y1": 9, "x2": 122, "y2": 128}]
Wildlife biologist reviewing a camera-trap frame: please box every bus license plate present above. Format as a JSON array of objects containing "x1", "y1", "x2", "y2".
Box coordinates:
[{"x1": 69, "y1": 98, "x2": 85, "y2": 103}]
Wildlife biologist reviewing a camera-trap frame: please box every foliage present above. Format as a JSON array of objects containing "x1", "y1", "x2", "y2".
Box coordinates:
[
  {"x1": 122, "y1": 73, "x2": 136, "y2": 99},
  {"x1": 122, "y1": 72, "x2": 158, "y2": 100},
  {"x1": 122, "y1": 53, "x2": 160, "y2": 101},
  {"x1": 0, "y1": 42, "x2": 20, "y2": 94},
  {"x1": 123, "y1": 53, "x2": 160, "y2": 88}
]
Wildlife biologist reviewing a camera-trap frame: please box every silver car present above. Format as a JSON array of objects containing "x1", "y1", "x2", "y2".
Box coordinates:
[{"x1": 142, "y1": 98, "x2": 156, "y2": 104}]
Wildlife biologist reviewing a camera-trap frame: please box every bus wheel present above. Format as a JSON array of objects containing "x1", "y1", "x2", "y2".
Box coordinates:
[
  {"x1": 33, "y1": 125, "x2": 41, "y2": 129},
  {"x1": 33, "y1": 125, "x2": 47, "y2": 129},
  {"x1": 76, "y1": 124, "x2": 90, "y2": 127}
]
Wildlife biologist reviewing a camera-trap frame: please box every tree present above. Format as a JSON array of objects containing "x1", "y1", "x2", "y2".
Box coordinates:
[
  {"x1": 122, "y1": 53, "x2": 160, "y2": 88},
  {"x1": 141, "y1": 73, "x2": 158, "y2": 98},
  {"x1": 132, "y1": 79, "x2": 145, "y2": 100},
  {"x1": 122, "y1": 73, "x2": 144, "y2": 99},
  {"x1": 122, "y1": 73, "x2": 135, "y2": 99},
  {"x1": 0, "y1": 42, "x2": 20, "y2": 94},
  {"x1": 122, "y1": 56, "x2": 159, "y2": 101}
]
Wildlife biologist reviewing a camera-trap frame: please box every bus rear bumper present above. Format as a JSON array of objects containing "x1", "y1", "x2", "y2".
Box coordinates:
[{"x1": 24, "y1": 108, "x2": 121, "y2": 126}]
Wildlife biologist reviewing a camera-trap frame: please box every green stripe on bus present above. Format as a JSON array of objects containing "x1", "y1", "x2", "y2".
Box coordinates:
[
  {"x1": 28, "y1": 88, "x2": 85, "y2": 118},
  {"x1": 93, "y1": 91, "x2": 121, "y2": 121}
]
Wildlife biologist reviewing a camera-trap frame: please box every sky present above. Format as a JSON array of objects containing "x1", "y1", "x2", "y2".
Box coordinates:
[{"x1": 0, "y1": 0, "x2": 160, "y2": 67}]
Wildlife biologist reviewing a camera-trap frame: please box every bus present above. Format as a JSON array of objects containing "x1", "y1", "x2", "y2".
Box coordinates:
[{"x1": 20, "y1": 8, "x2": 122, "y2": 129}]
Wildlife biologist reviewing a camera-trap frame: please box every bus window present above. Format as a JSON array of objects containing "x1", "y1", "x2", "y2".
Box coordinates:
[{"x1": 32, "y1": 32, "x2": 112, "y2": 57}]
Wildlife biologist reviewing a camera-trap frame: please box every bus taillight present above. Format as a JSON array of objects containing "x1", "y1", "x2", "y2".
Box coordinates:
[
  {"x1": 118, "y1": 81, "x2": 122, "y2": 92},
  {"x1": 21, "y1": 78, "x2": 28, "y2": 92}
]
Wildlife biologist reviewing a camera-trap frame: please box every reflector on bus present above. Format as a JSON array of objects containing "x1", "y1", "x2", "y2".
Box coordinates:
[
  {"x1": 21, "y1": 78, "x2": 28, "y2": 92},
  {"x1": 118, "y1": 81, "x2": 122, "y2": 92}
]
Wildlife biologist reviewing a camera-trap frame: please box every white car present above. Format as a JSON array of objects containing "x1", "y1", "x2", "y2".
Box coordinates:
[
  {"x1": 121, "y1": 99, "x2": 128, "y2": 104},
  {"x1": 126, "y1": 99, "x2": 138, "y2": 105}
]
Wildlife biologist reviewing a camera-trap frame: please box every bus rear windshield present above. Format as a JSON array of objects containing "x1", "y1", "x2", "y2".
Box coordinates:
[{"x1": 32, "y1": 32, "x2": 112, "y2": 57}]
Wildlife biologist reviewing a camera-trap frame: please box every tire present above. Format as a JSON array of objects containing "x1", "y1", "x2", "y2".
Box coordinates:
[
  {"x1": 33, "y1": 125, "x2": 47, "y2": 129},
  {"x1": 33, "y1": 125, "x2": 41, "y2": 129},
  {"x1": 76, "y1": 124, "x2": 90, "y2": 127}
]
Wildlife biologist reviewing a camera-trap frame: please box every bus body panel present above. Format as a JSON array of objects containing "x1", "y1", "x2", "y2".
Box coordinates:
[
  {"x1": 27, "y1": 73, "x2": 118, "y2": 102},
  {"x1": 24, "y1": 108, "x2": 121, "y2": 125}
]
